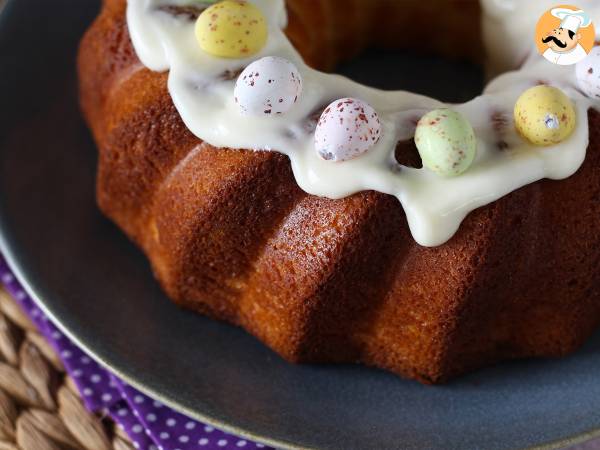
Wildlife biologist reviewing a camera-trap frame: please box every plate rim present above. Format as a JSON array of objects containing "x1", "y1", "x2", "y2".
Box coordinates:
[
  {"x1": 0, "y1": 0, "x2": 300, "y2": 447},
  {"x1": 1, "y1": 0, "x2": 600, "y2": 448},
  {"x1": 3, "y1": 231, "x2": 598, "y2": 450},
  {"x1": 0, "y1": 247, "x2": 306, "y2": 450}
]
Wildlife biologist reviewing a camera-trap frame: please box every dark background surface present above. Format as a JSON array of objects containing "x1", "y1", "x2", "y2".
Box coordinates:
[
  {"x1": 338, "y1": 48, "x2": 484, "y2": 102},
  {"x1": 0, "y1": 1, "x2": 597, "y2": 449}
]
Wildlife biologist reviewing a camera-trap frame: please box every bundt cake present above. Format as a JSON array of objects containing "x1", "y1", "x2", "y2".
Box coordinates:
[{"x1": 78, "y1": 0, "x2": 600, "y2": 383}]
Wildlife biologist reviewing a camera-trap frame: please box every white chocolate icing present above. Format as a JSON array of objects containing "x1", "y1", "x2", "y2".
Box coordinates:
[{"x1": 126, "y1": 0, "x2": 599, "y2": 246}]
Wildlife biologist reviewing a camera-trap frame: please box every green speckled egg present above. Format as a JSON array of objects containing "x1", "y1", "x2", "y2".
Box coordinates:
[
  {"x1": 414, "y1": 109, "x2": 477, "y2": 177},
  {"x1": 513, "y1": 85, "x2": 576, "y2": 146}
]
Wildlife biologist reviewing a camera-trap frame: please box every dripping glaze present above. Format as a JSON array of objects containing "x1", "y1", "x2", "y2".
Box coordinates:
[{"x1": 126, "y1": 0, "x2": 600, "y2": 246}]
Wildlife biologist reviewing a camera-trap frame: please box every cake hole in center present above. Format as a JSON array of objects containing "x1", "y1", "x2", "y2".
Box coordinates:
[{"x1": 336, "y1": 49, "x2": 484, "y2": 103}]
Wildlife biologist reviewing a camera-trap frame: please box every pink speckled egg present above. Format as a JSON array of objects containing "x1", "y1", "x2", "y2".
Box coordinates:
[
  {"x1": 314, "y1": 98, "x2": 381, "y2": 161},
  {"x1": 234, "y1": 56, "x2": 302, "y2": 115},
  {"x1": 576, "y1": 46, "x2": 600, "y2": 99}
]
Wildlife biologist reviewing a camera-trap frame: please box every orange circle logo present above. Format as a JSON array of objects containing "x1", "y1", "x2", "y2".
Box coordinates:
[{"x1": 535, "y1": 5, "x2": 595, "y2": 66}]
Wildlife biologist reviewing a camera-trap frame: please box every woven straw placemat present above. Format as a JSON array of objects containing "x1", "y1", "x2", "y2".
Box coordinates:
[
  {"x1": 0, "y1": 0, "x2": 132, "y2": 443},
  {"x1": 0, "y1": 286, "x2": 134, "y2": 450}
]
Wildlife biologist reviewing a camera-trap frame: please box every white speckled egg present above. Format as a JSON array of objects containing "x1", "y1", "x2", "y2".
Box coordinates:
[
  {"x1": 234, "y1": 57, "x2": 302, "y2": 115},
  {"x1": 314, "y1": 98, "x2": 381, "y2": 162},
  {"x1": 576, "y1": 46, "x2": 600, "y2": 100}
]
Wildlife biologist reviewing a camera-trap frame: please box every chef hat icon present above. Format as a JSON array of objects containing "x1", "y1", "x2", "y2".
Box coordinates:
[{"x1": 551, "y1": 8, "x2": 592, "y2": 33}]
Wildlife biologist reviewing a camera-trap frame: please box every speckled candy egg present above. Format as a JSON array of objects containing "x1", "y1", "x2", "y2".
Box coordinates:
[
  {"x1": 195, "y1": 1, "x2": 268, "y2": 58},
  {"x1": 576, "y1": 46, "x2": 600, "y2": 99},
  {"x1": 314, "y1": 98, "x2": 381, "y2": 162},
  {"x1": 514, "y1": 86, "x2": 576, "y2": 146},
  {"x1": 414, "y1": 109, "x2": 476, "y2": 176},
  {"x1": 234, "y1": 57, "x2": 302, "y2": 115}
]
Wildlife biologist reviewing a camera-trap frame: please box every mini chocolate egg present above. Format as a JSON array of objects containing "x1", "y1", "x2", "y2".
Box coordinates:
[
  {"x1": 514, "y1": 85, "x2": 576, "y2": 146},
  {"x1": 195, "y1": 0, "x2": 268, "y2": 58},
  {"x1": 414, "y1": 109, "x2": 476, "y2": 177},
  {"x1": 234, "y1": 57, "x2": 302, "y2": 115},
  {"x1": 576, "y1": 46, "x2": 600, "y2": 99},
  {"x1": 314, "y1": 98, "x2": 381, "y2": 162}
]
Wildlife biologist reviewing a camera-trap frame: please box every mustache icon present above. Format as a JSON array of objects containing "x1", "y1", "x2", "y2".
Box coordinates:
[{"x1": 542, "y1": 35, "x2": 568, "y2": 48}]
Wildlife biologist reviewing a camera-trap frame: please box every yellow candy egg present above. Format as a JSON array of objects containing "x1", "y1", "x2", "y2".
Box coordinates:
[
  {"x1": 513, "y1": 85, "x2": 576, "y2": 146},
  {"x1": 195, "y1": 1, "x2": 268, "y2": 58}
]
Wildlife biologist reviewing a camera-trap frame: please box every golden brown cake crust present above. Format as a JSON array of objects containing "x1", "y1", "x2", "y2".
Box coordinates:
[{"x1": 78, "y1": 0, "x2": 600, "y2": 383}]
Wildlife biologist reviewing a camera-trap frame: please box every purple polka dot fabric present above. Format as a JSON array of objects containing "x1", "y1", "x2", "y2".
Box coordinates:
[{"x1": 0, "y1": 255, "x2": 270, "y2": 450}]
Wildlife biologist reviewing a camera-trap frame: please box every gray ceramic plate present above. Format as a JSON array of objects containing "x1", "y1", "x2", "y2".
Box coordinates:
[{"x1": 1, "y1": 1, "x2": 599, "y2": 449}]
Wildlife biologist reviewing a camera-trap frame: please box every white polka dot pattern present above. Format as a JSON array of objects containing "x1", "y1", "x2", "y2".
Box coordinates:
[{"x1": 0, "y1": 254, "x2": 272, "y2": 450}]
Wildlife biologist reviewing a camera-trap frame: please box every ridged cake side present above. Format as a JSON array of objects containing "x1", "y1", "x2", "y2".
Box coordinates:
[{"x1": 78, "y1": 0, "x2": 600, "y2": 383}]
